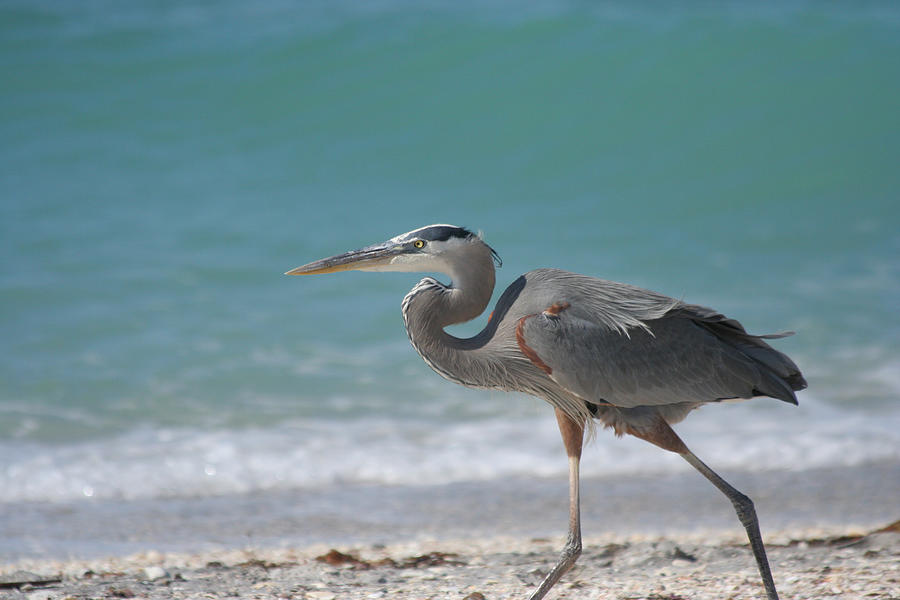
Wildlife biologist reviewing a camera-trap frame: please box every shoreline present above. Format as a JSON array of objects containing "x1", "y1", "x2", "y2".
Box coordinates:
[
  {"x1": 3, "y1": 524, "x2": 897, "y2": 599},
  {"x1": 4, "y1": 461, "x2": 897, "y2": 564},
  {"x1": 3, "y1": 461, "x2": 897, "y2": 598}
]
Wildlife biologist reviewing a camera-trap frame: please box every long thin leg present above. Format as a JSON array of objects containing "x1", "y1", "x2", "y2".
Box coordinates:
[
  {"x1": 529, "y1": 409, "x2": 584, "y2": 600},
  {"x1": 629, "y1": 418, "x2": 780, "y2": 600},
  {"x1": 681, "y1": 450, "x2": 779, "y2": 600}
]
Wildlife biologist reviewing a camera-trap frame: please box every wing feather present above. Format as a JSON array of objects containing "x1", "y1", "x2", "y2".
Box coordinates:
[{"x1": 519, "y1": 302, "x2": 801, "y2": 409}]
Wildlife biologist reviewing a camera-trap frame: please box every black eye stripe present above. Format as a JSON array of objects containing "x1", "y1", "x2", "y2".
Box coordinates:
[
  {"x1": 399, "y1": 225, "x2": 501, "y2": 267},
  {"x1": 414, "y1": 225, "x2": 475, "y2": 242}
]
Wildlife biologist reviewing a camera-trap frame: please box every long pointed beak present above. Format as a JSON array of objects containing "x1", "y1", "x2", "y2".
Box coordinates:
[{"x1": 284, "y1": 242, "x2": 402, "y2": 275}]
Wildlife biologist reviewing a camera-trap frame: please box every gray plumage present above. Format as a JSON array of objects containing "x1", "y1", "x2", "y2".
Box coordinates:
[
  {"x1": 395, "y1": 237, "x2": 803, "y2": 436},
  {"x1": 286, "y1": 224, "x2": 806, "y2": 600}
]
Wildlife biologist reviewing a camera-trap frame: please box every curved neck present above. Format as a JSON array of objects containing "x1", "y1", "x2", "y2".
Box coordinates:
[{"x1": 400, "y1": 244, "x2": 497, "y2": 386}]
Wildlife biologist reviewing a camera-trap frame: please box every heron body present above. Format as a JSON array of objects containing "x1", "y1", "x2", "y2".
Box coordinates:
[{"x1": 287, "y1": 224, "x2": 806, "y2": 600}]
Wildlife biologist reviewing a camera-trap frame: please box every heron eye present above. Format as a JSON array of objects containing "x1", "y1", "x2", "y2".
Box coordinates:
[{"x1": 413, "y1": 240, "x2": 426, "y2": 249}]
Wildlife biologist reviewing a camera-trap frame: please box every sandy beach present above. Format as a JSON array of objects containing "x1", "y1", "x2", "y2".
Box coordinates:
[
  {"x1": 3, "y1": 462, "x2": 898, "y2": 599},
  {"x1": 3, "y1": 522, "x2": 897, "y2": 600}
]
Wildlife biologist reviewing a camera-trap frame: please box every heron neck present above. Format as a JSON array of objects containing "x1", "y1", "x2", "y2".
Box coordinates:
[
  {"x1": 404, "y1": 264, "x2": 495, "y2": 329},
  {"x1": 401, "y1": 252, "x2": 497, "y2": 387}
]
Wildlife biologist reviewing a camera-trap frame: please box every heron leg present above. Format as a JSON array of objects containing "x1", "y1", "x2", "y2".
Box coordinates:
[
  {"x1": 630, "y1": 419, "x2": 780, "y2": 600},
  {"x1": 680, "y1": 450, "x2": 779, "y2": 600},
  {"x1": 529, "y1": 408, "x2": 584, "y2": 600}
]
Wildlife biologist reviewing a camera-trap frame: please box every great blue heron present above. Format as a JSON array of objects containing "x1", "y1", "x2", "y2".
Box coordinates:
[{"x1": 286, "y1": 224, "x2": 805, "y2": 600}]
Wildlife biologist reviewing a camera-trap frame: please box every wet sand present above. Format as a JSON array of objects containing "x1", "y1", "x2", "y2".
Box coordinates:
[
  {"x1": 2, "y1": 462, "x2": 897, "y2": 599},
  {"x1": 5, "y1": 462, "x2": 899, "y2": 564}
]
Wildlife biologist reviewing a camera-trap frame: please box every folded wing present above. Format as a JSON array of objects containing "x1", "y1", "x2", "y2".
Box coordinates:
[{"x1": 518, "y1": 302, "x2": 805, "y2": 409}]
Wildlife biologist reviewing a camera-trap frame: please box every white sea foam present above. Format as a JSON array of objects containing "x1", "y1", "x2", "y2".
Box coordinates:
[{"x1": 1, "y1": 393, "x2": 897, "y2": 504}]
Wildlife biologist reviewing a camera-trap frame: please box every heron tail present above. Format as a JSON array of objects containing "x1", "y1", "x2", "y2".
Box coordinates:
[{"x1": 682, "y1": 305, "x2": 808, "y2": 405}]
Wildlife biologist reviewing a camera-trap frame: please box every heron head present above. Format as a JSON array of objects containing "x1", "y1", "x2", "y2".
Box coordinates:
[{"x1": 285, "y1": 224, "x2": 501, "y2": 276}]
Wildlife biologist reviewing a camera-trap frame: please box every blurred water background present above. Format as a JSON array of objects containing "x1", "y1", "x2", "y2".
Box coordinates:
[{"x1": 1, "y1": 1, "x2": 898, "y2": 560}]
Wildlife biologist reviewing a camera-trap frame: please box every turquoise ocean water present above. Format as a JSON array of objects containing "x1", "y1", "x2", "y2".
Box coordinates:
[{"x1": 2, "y1": 1, "x2": 899, "y2": 558}]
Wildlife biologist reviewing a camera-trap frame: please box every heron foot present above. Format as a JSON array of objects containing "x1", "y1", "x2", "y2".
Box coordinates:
[{"x1": 528, "y1": 535, "x2": 582, "y2": 600}]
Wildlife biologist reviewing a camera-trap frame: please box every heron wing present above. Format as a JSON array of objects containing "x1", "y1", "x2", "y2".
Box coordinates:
[{"x1": 518, "y1": 302, "x2": 800, "y2": 408}]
